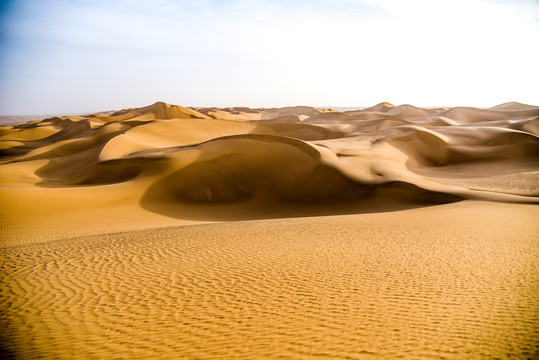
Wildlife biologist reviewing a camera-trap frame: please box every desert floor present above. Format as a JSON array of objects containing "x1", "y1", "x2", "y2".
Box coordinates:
[{"x1": 1, "y1": 102, "x2": 538, "y2": 358}]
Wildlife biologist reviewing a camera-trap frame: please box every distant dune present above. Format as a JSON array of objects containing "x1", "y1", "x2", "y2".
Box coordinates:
[
  {"x1": 1, "y1": 101, "x2": 537, "y2": 219},
  {"x1": 1, "y1": 101, "x2": 538, "y2": 358},
  {"x1": 0, "y1": 115, "x2": 55, "y2": 126}
]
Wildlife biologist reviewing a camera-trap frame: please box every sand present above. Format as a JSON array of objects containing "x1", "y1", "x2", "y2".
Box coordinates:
[{"x1": 1, "y1": 101, "x2": 538, "y2": 358}]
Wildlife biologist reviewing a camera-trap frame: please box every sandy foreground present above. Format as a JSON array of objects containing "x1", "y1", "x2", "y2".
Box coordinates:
[{"x1": 1, "y1": 101, "x2": 538, "y2": 358}]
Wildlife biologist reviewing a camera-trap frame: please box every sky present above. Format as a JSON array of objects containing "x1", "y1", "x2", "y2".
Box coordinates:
[{"x1": 0, "y1": 0, "x2": 537, "y2": 115}]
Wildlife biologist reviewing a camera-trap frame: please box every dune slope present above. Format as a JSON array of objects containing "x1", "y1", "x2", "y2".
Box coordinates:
[
  {"x1": 1, "y1": 101, "x2": 537, "y2": 231},
  {"x1": 1, "y1": 101, "x2": 538, "y2": 242},
  {"x1": 1, "y1": 101, "x2": 536, "y2": 243}
]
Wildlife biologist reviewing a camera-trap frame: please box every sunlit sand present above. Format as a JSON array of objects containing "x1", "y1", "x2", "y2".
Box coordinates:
[{"x1": 1, "y1": 102, "x2": 538, "y2": 358}]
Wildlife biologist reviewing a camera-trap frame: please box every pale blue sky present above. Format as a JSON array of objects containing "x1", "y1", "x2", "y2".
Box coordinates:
[{"x1": 0, "y1": 0, "x2": 537, "y2": 115}]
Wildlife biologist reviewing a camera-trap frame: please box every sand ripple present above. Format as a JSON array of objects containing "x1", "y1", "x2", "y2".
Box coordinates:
[{"x1": 1, "y1": 202, "x2": 538, "y2": 359}]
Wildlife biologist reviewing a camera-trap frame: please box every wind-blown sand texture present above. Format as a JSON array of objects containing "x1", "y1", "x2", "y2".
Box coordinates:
[{"x1": 1, "y1": 101, "x2": 538, "y2": 358}]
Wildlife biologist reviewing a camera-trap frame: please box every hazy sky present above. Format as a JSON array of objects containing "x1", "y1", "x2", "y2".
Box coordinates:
[{"x1": 0, "y1": 0, "x2": 537, "y2": 115}]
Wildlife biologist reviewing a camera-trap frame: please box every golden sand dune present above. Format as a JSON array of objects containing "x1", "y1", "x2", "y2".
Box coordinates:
[
  {"x1": 2, "y1": 101, "x2": 537, "y2": 201},
  {"x1": 1, "y1": 101, "x2": 538, "y2": 358}
]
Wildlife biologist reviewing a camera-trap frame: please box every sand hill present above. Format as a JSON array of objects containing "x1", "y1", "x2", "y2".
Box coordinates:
[{"x1": 1, "y1": 101, "x2": 538, "y2": 358}]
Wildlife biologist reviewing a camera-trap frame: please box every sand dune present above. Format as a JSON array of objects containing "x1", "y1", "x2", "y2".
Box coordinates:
[
  {"x1": 1, "y1": 101, "x2": 538, "y2": 358},
  {"x1": 2, "y1": 101, "x2": 537, "y2": 201},
  {"x1": 1, "y1": 202, "x2": 538, "y2": 359}
]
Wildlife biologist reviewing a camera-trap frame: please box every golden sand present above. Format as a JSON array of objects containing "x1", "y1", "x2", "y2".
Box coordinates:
[{"x1": 1, "y1": 101, "x2": 538, "y2": 358}]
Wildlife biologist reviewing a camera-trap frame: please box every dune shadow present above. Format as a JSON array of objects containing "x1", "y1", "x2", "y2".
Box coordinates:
[{"x1": 140, "y1": 135, "x2": 461, "y2": 221}]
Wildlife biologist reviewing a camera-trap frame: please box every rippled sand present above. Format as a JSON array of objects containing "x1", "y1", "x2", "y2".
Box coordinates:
[
  {"x1": 1, "y1": 102, "x2": 538, "y2": 358},
  {"x1": 1, "y1": 201, "x2": 538, "y2": 359}
]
